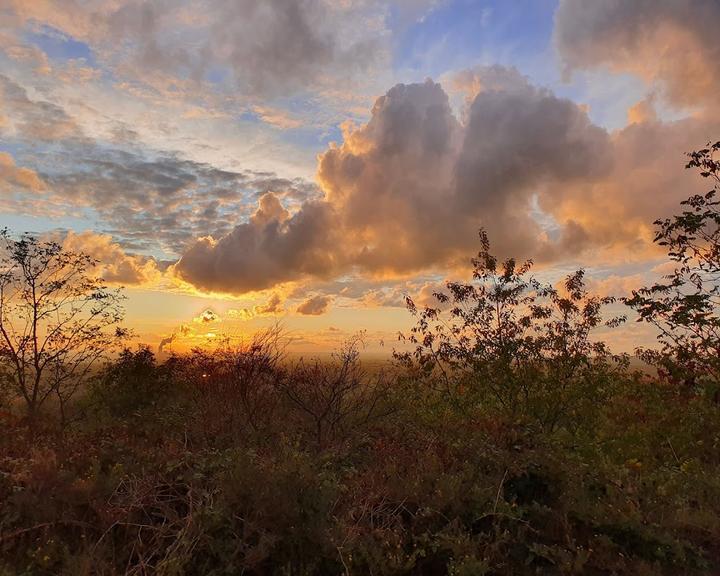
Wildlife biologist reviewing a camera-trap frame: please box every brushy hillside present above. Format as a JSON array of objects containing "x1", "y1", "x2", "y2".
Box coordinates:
[{"x1": 1, "y1": 143, "x2": 720, "y2": 575}]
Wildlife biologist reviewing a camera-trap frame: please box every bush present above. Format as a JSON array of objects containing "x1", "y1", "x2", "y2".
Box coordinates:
[{"x1": 3, "y1": 145, "x2": 720, "y2": 575}]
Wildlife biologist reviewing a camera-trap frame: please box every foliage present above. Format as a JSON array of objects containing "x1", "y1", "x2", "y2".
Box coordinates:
[
  {"x1": 277, "y1": 333, "x2": 395, "y2": 448},
  {"x1": 396, "y1": 230, "x2": 626, "y2": 432},
  {"x1": 87, "y1": 346, "x2": 167, "y2": 419},
  {"x1": 2, "y1": 144, "x2": 720, "y2": 574},
  {"x1": 168, "y1": 326, "x2": 286, "y2": 444},
  {"x1": 626, "y1": 142, "x2": 720, "y2": 396}
]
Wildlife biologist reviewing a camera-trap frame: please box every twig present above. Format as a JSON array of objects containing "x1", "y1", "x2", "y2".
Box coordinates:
[{"x1": 493, "y1": 468, "x2": 508, "y2": 513}]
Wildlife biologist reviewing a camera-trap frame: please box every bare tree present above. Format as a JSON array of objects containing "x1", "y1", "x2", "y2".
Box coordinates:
[
  {"x1": 278, "y1": 333, "x2": 394, "y2": 448},
  {"x1": 176, "y1": 326, "x2": 287, "y2": 442},
  {"x1": 0, "y1": 229, "x2": 128, "y2": 426}
]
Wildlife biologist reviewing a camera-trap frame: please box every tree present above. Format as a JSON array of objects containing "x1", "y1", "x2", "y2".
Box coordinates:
[
  {"x1": 626, "y1": 141, "x2": 720, "y2": 391},
  {"x1": 278, "y1": 333, "x2": 393, "y2": 447},
  {"x1": 91, "y1": 346, "x2": 162, "y2": 419},
  {"x1": 396, "y1": 230, "x2": 625, "y2": 430},
  {"x1": 0, "y1": 229, "x2": 128, "y2": 426}
]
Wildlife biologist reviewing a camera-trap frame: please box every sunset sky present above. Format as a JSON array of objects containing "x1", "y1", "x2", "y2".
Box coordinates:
[{"x1": 1, "y1": 0, "x2": 719, "y2": 355}]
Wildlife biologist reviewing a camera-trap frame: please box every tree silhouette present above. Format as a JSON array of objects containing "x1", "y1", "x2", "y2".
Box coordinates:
[
  {"x1": 626, "y1": 141, "x2": 720, "y2": 391},
  {"x1": 397, "y1": 230, "x2": 625, "y2": 430},
  {"x1": 0, "y1": 229, "x2": 128, "y2": 426}
]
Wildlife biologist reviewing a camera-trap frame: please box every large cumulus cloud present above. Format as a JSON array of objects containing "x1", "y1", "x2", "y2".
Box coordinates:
[
  {"x1": 175, "y1": 61, "x2": 720, "y2": 295},
  {"x1": 321, "y1": 73, "x2": 613, "y2": 268},
  {"x1": 175, "y1": 69, "x2": 622, "y2": 293}
]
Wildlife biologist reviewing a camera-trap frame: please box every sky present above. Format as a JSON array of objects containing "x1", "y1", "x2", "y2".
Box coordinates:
[{"x1": 1, "y1": 0, "x2": 719, "y2": 355}]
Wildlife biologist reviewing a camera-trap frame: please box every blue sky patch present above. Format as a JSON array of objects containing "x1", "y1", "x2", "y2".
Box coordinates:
[{"x1": 25, "y1": 25, "x2": 96, "y2": 65}]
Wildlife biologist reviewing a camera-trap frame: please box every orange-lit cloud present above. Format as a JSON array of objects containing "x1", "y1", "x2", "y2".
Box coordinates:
[
  {"x1": 60, "y1": 230, "x2": 160, "y2": 286},
  {"x1": 193, "y1": 309, "x2": 221, "y2": 324},
  {"x1": 586, "y1": 274, "x2": 645, "y2": 299},
  {"x1": 555, "y1": 0, "x2": 720, "y2": 112},
  {"x1": 227, "y1": 293, "x2": 285, "y2": 320},
  {"x1": 0, "y1": 151, "x2": 45, "y2": 191},
  {"x1": 627, "y1": 96, "x2": 658, "y2": 125},
  {"x1": 296, "y1": 294, "x2": 332, "y2": 316},
  {"x1": 175, "y1": 71, "x2": 617, "y2": 293}
]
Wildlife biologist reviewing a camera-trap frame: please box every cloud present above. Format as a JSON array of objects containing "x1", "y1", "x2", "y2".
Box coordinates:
[
  {"x1": 59, "y1": 230, "x2": 160, "y2": 285},
  {"x1": 445, "y1": 64, "x2": 533, "y2": 106},
  {"x1": 173, "y1": 192, "x2": 339, "y2": 292},
  {"x1": 4, "y1": 0, "x2": 387, "y2": 99},
  {"x1": 627, "y1": 95, "x2": 658, "y2": 125},
  {"x1": 158, "y1": 323, "x2": 191, "y2": 354},
  {"x1": 0, "y1": 75, "x2": 82, "y2": 141},
  {"x1": 3, "y1": 229, "x2": 159, "y2": 286},
  {"x1": 173, "y1": 64, "x2": 720, "y2": 296},
  {"x1": 554, "y1": 0, "x2": 720, "y2": 111},
  {"x1": 157, "y1": 334, "x2": 174, "y2": 354},
  {"x1": 193, "y1": 309, "x2": 221, "y2": 324},
  {"x1": 319, "y1": 73, "x2": 610, "y2": 269},
  {"x1": 45, "y1": 148, "x2": 255, "y2": 253},
  {"x1": 296, "y1": 294, "x2": 332, "y2": 316},
  {"x1": 0, "y1": 73, "x2": 319, "y2": 255},
  {"x1": 543, "y1": 116, "x2": 720, "y2": 262},
  {"x1": 4, "y1": 43, "x2": 52, "y2": 75},
  {"x1": 227, "y1": 293, "x2": 285, "y2": 320},
  {"x1": 50, "y1": 150, "x2": 319, "y2": 255},
  {"x1": 252, "y1": 106, "x2": 302, "y2": 130},
  {"x1": 256, "y1": 293, "x2": 283, "y2": 315},
  {"x1": 586, "y1": 273, "x2": 645, "y2": 299},
  {"x1": 170, "y1": 71, "x2": 614, "y2": 294},
  {"x1": 0, "y1": 151, "x2": 45, "y2": 191}
]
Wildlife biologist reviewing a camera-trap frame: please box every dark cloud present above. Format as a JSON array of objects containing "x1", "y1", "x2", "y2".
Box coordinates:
[
  {"x1": 296, "y1": 294, "x2": 332, "y2": 316},
  {"x1": 0, "y1": 75, "x2": 83, "y2": 141},
  {"x1": 43, "y1": 148, "x2": 318, "y2": 255},
  {"x1": 0, "y1": 73, "x2": 319, "y2": 256},
  {"x1": 174, "y1": 193, "x2": 338, "y2": 293}
]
